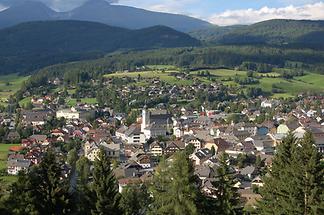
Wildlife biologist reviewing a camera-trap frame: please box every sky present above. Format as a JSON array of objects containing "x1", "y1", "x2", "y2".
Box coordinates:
[{"x1": 0, "y1": 0, "x2": 324, "y2": 25}]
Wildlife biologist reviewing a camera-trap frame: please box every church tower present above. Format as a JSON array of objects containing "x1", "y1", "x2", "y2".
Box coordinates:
[{"x1": 141, "y1": 105, "x2": 150, "y2": 132}]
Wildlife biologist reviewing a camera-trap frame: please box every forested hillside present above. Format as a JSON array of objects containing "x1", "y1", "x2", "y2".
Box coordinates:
[
  {"x1": 0, "y1": 20, "x2": 200, "y2": 75},
  {"x1": 190, "y1": 19, "x2": 324, "y2": 49}
]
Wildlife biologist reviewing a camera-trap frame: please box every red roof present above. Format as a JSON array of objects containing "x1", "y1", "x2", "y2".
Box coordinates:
[{"x1": 9, "y1": 146, "x2": 25, "y2": 152}]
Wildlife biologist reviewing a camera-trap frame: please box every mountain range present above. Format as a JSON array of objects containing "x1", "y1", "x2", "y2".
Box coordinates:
[
  {"x1": 0, "y1": 0, "x2": 212, "y2": 32},
  {"x1": 0, "y1": 20, "x2": 200, "y2": 75}
]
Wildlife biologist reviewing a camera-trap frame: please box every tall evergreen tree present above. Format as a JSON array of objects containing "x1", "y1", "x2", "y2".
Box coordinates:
[
  {"x1": 91, "y1": 149, "x2": 121, "y2": 215},
  {"x1": 6, "y1": 150, "x2": 73, "y2": 215},
  {"x1": 76, "y1": 156, "x2": 93, "y2": 215},
  {"x1": 258, "y1": 132, "x2": 324, "y2": 214},
  {"x1": 149, "y1": 152, "x2": 198, "y2": 215},
  {"x1": 120, "y1": 184, "x2": 151, "y2": 215},
  {"x1": 294, "y1": 132, "x2": 324, "y2": 214},
  {"x1": 212, "y1": 153, "x2": 241, "y2": 215}
]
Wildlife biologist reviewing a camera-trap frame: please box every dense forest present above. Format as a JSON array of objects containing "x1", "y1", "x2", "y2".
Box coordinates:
[
  {"x1": 190, "y1": 19, "x2": 324, "y2": 49},
  {"x1": 0, "y1": 20, "x2": 200, "y2": 75}
]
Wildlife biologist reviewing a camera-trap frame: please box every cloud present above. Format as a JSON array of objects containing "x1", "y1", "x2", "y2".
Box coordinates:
[
  {"x1": 0, "y1": 0, "x2": 119, "y2": 11},
  {"x1": 209, "y1": 1, "x2": 324, "y2": 26}
]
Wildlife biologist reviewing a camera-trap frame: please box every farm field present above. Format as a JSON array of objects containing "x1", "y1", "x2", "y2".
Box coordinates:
[
  {"x1": 0, "y1": 74, "x2": 30, "y2": 106},
  {"x1": 104, "y1": 69, "x2": 324, "y2": 98}
]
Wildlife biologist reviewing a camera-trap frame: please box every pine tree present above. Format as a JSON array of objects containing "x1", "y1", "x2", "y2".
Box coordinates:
[
  {"x1": 294, "y1": 132, "x2": 324, "y2": 214},
  {"x1": 91, "y1": 149, "x2": 121, "y2": 215},
  {"x1": 120, "y1": 184, "x2": 151, "y2": 215},
  {"x1": 149, "y1": 152, "x2": 198, "y2": 215},
  {"x1": 258, "y1": 132, "x2": 324, "y2": 214},
  {"x1": 6, "y1": 150, "x2": 73, "y2": 215},
  {"x1": 76, "y1": 156, "x2": 93, "y2": 215},
  {"x1": 212, "y1": 153, "x2": 241, "y2": 215}
]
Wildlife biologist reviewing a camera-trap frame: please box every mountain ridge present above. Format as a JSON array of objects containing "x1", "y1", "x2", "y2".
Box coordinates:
[
  {"x1": 0, "y1": 0, "x2": 212, "y2": 32},
  {"x1": 0, "y1": 20, "x2": 200, "y2": 74}
]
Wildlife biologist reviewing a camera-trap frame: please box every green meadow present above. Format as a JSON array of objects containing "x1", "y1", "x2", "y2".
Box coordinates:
[
  {"x1": 104, "y1": 69, "x2": 324, "y2": 98},
  {"x1": 0, "y1": 74, "x2": 30, "y2": 106}
]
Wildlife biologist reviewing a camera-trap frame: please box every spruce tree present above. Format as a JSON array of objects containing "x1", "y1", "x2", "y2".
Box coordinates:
[
  {"x1": 149, "y1": 152, "x2": 198, "y2": 215},
  {"x1": 91, "y1": 149, "x2": 121, "y2": 215},
  {"x1": 294, "y1": 132, "x2": 324, "y2": 214},
  {"x1": 212, "y1": 153, "x2": 241, "y2": 215},
  {"x1": 258, "y1": 132, "x2": 324, "y2": 214},
  {"x1": 6, "y1": 150, "x2": 73, "y2": 215},
  {"x1": 120, "y1": 184, "x2": 151, "y2": 215}
]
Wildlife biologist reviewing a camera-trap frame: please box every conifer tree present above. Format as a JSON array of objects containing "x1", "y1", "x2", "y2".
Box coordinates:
[
  {"x1": 7, "y1": 150, "x2": 73, "y2": 215},
  {"x1": 91, "y1": 149, "x2": 121, "y2": 215},
  {"x1": 212, "y1": 153, "x2": 241, "y2": 215},
  {"x1": 149, "y1": 152, "x2": 198, "y2": 215},
  {"x1": 293, "y1": 132, "x2": 324, "y2": 214},
  {"x1": 258, "y1": 132, "x2": 324, "y2": 214},
  {"x1": 120, "y1": 184, "x2": 151, "y2": 215}
]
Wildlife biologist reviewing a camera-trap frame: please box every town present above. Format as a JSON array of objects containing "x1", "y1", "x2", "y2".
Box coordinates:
[{"x1": 0, "y1": 69, "x2": 323, "y2": 213}]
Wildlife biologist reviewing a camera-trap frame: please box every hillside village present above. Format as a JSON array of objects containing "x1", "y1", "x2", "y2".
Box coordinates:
[{"x1": 1, "y1": 73, "x2": 324, "y2": 208}]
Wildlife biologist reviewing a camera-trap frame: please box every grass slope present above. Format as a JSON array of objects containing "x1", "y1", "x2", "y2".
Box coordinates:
[{"x1": 0, "y1": 74, "x2": 29, "y2": 106}]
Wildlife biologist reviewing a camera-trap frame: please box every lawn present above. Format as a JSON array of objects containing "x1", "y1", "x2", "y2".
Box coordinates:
[
  {"x1": 67, "y1": 98, "x2": 98, "y2": 106},
  {"x1": 0, "y1": 74, "x2": 30, "y2": 106}
]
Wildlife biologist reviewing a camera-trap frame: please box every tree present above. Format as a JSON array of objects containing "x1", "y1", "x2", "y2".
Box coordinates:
[
  {"x1": 258, "y1": 133, "x2": 324, "y2": 214},
  {"x1": 120, "y1": 184, "x2": 151, "y2": 215},
  {"x1": 294, "y1": 132, "x2": 324, "y2": 214},
  {"x1": 212, "y1": 153, "x2": 241, "y2": 215},
  {"x1": 211, "y1": 146, "x2": 216, "y2": 156},
  {"x1": 67, "y1": 148, "x2": 78, "y2": 167},
  {"x1": 91, "y1": 149, "x2": 121, "y2": 215},
  {"x1": 149, "y1": 152, "x2": 198, "y2": 215},
  {"x1": 6, "y1": 150, "x2": 73, "y2": 215},
  {"x1": 76, "y1": 156, "x2": 92, "y2": 215}
]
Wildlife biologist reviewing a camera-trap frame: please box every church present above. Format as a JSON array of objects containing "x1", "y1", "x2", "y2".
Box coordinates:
[{"x1": 141, "y1": 106, "x2": 172, "y2": 140}]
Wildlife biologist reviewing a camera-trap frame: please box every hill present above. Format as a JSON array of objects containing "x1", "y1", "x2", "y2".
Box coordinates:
[
  {"x1": 0, "y1": 20, "x2": 200, "y2": 75},
  {"x1": 0, "y1": 0, "x2": 212, "y2": 32},
  {"x1": 214, "y1": 19, "x2": 324, "y2": 49}
]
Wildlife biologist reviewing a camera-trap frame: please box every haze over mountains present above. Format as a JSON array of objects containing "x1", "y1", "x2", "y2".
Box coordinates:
[{"x1": 0, "y1": 0, "x2": 212, "y2": 31}]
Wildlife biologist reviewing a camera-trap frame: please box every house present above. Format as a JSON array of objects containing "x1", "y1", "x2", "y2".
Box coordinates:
[
  {"x1": 7, "y1": 157, "x2": 31, "y2": 175},
  {"x1": 183, "y1": 135, "x2": 204, "y2": 150},
  {"x1": 190, "y1": 148, "x2": 213, "y2": 166},
  {"x1": 149, "y1": 142, "x2": 164, "y2": 156},
  {"x1": 164, "y1": 141, "x2": 183, "y2": 156},
  {"x1": 6, "y1": 131, "x2": 21, "y2": 142},
  {"x1": 29, "y1": 135, "x2": 48, "y2": 145},
  {"x1": 22, "y1": 109, "x2": 54, "y2": 126},
  {"x1": 84, "y1": 141, "x2": 100, "y2": 162},
  {"x1": 251, "y1": 176, "x2": 264, "y2": 187}
]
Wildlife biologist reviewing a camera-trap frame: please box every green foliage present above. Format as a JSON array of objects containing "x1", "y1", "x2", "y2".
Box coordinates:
[
  {"x1": 0, "y1": 21, "x2": 199, "y2": 75},
  {"x1": 149, "y1": 152, "x2": 198, "y2": 215},
  {"x1": 258, "y1": 133, "x2": 324, "y2": 214},
  {"x1": 6, "y1": 150, "x2": 73, "y2": 215},
  {"x1": 212, "y1": 153, "x2": 241, "y2": 215},
  {"x1": 120, "y1": 185, "x2": 151, "y2": 215},
  {"x1": 91, "y1": 149, "x2": 121, "y2": 215}
]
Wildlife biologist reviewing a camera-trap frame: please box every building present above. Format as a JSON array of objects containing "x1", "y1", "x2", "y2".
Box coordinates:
[
  {"x1": 56, "y1": 107, "x2": 95, "y2": 120},
  {"x1": 141, "y1": 106, "x2": 172, "y2": 140},
  {"x1": 116, "y1": 124, "x2": 145, "y2": 144},
  {"x1": 7, "y1": 156, "x2": 31, "y2": 175}
]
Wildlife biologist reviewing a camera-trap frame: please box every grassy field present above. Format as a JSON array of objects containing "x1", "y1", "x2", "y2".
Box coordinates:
[
  {"x1": 0, "y1": 144, "x2": 20, "y2": 186},
  {"x1": 67, "y1": 98, "x2": 98, "y2": 106},
  {"x1": 105, "y1": 69, "x2": 324, "y2": 98},
  {"x1": 0, "y1": 74, "x2": 30, "y2": 106}
]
